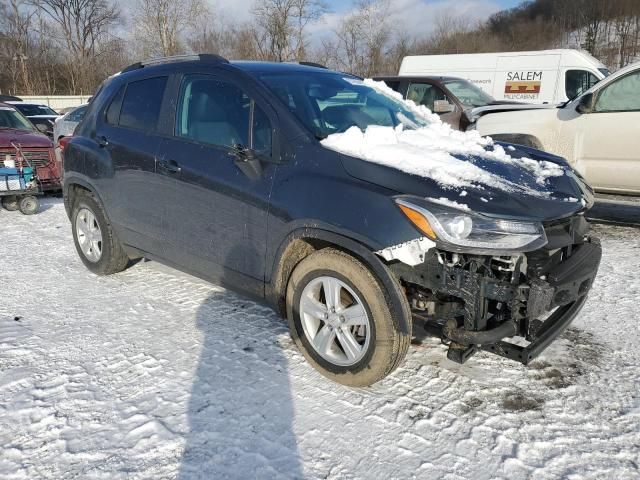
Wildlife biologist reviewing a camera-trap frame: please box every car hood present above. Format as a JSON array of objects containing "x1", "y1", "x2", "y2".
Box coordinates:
[
  {"x1": 469, "y1": 103, "x2": 558, "y2": 122},
  {"x1": 0, "y1": 127, "x2": 54, "y2": 148},
  {"x1": 340, "y1": 142, "x2": 593, "y2": 222}
]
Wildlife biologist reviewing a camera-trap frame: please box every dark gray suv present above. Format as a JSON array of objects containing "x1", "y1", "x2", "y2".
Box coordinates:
[{"x1": 63, "y1": 54, "x2": 601, "y2": 386}]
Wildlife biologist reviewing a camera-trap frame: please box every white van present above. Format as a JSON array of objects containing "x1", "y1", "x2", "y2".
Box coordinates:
[{"x1": 399, "y1": 49, "x2": 610, "y2": 104}]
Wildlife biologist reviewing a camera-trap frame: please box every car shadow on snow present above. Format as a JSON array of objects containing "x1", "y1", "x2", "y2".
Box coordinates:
[{"x1": 178, "y1": 251, "x2": 303, "y2": 479}]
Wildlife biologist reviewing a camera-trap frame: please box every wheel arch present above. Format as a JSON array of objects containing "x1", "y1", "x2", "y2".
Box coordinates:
[
  {"x1": 268, "y1": 228, "x2": 411, "y2": 336},
  {"x1": 63, "y1": 175, "x2": 105, "y2": 220}
]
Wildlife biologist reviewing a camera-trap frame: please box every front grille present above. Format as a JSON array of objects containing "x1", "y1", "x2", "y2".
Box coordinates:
[{"x1": 0, "y1": 148, "x2": 53, "y2": 168}]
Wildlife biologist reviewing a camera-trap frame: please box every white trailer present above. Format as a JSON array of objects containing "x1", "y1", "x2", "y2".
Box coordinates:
[{"x1": 399, "y1": 49, "x2": 610, "y2": 104}]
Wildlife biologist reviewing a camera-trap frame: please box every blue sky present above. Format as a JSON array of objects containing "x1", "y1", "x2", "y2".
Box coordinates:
[
  {"x1": 221, "y1": 0, "x2": 527, "y2": 37},
  {"x1": 322, "y1": 0, "x2": 524, "y2": 14}
]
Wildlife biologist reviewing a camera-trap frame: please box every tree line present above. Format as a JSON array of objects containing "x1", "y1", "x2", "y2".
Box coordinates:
[{"x1": 1, "y1": 0, "x2": 640, "y2": 96}]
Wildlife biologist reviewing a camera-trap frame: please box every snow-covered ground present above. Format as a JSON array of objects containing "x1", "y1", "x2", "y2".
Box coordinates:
[{"x1": 1, "y1": 198, "x2": 639, "y2": 479}]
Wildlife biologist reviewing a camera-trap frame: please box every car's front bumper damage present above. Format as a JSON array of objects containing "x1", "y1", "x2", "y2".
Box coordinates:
[{"x1": 390, "y1": 215, "x2": 602, "y2": 364}]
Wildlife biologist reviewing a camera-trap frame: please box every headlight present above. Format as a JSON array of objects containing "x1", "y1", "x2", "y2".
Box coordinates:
[{"x1": 396, "y1": 198, "x2": 547, "y2": 253}]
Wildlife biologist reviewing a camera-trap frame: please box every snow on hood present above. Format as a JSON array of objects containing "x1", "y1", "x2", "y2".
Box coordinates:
[{"x1": 321, "y1": 79, "x2": 564, "y2": 195}]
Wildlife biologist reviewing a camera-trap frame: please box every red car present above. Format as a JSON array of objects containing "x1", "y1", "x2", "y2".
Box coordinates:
[{"x1": 0, "y1": 102, "x2": 61, "y2": 191}]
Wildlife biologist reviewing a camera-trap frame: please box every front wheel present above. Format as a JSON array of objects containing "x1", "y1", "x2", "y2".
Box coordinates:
[{"x1": 286, "y1": 248, "x2": 411, "y2": 387}]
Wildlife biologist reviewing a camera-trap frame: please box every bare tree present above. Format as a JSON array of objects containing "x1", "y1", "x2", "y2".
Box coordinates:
[
  {"x1": 35, "y1": 0, "x2": 120, "y2": 92},
  {"x1": 252, "y1": 0, "x2": 327, "y2": 61},
  {"x1": 132, "y1": 0, "x2": 206, "y2": 58},
  {"x1": 334, "y1": 0, "x2": 393, "y2": 76}
]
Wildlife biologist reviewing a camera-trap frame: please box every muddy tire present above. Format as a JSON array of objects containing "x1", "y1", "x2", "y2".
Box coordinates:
[
  {"x1": 71, "y1": 190, "x2": 129, "y2": 275},
  {"x1": 286, "y1": 248, "x2": 411, "y2": 387},
  {"x1": 18, "y1": 195, "x2": 39, "y2": 215},
  {"x1": 2, "y1": 196, "x2": 19, "y2": 211}
]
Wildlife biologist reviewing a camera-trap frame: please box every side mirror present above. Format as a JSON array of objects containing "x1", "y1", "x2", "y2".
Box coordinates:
[
  {"x1": 433, "y1": 100, "x2": 455, "y2": 114},
  {"x1": 230, "y1": 144, "x2": 263, "y2": 180},
  {"x1": 35, "y1": 123, "x2": 49, "y2": 133},
  {"x1": 576, "y1": 92, "x2": 594, "y2": 114}
]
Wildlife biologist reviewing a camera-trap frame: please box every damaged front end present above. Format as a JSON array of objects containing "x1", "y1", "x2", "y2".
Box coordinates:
[{"x1": 388, "y1": 214, "x2": 601, "y2": 365}]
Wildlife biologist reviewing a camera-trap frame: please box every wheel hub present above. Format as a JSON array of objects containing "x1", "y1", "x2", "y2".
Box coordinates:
[{"x1": 299, "y1": 276, "x2": 371, "y2": 367}]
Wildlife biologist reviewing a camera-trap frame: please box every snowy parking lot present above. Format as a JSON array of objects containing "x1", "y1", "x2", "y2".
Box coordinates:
[{"x1": 1, "y1": 197, "x2": 639, "y2": 479}]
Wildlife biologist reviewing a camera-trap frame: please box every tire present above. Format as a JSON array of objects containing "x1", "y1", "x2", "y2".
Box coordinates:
[
  {"x1": 286, "y1": 248, "x2": 411, "y2": 387},
  {"x1": 1, "y1": 195, "x2": 19, "y2": 211},
  {"x1": 18, "y1": 195, "x2": 39, "y2": 215},
  {"x1": 71, "y1": 190, "x2": 129, "y2": 275}
]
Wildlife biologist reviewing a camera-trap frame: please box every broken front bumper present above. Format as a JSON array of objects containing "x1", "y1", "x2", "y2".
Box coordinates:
[{"x1": 392, "y1": 236, "x2": 602, "y2": 365}]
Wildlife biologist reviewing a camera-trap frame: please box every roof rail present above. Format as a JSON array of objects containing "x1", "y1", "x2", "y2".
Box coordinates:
[
  {"x1": 120, "y1": 53, "x2": 229, "y2": 73},
  {"x1": 298, "y1": 61, "x2": 328, "y2": 69}
]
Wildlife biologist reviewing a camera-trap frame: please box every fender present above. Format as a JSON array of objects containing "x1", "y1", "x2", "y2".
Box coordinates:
[
  {"x1": 266, "y1": 226, "x2": 411, "y2": 336},
  {"x1": 62, "y1": 173, "x2": 107, "y2": 219}
]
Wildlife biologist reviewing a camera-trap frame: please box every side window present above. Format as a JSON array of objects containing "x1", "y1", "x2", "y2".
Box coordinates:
[
  {"x1": 565, "y1": 70, "x2": 599, "y2": 100},
  {"x1": 594, "y1": 71, "x2": 640, "y2": 113},
  {"x1": 105, "y1": 86, "x2": 125, "y2": 125},
  {"x1": 68, "y1": 106, "x2": 87, "y2": 122},
  {"x1": 118, "y1": 76, "x2": 168, "y2": 131},
  {"x1": 176, "y1": 75, "x2": 271, "y2": 155},
  {"x1": 406, "y1": 83, "x2": 448, "y2": 112}
]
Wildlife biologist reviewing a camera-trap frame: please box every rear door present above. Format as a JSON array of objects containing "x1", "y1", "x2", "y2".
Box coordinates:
[
  {"x1": 95, "y1": 75, "x2": 171, "y2": 254},
  {"x1": 157, "y1": 72, "x2": 278, "y2": 295},
  {"x1": 575, "y1": 70, "x2": 640, "y2": 193}
]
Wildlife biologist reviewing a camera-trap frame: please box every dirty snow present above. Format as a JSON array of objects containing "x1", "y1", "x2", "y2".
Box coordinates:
[
  {"x1": 321, "y1": 79, "x2": 564, "y2": 192},
  {"x1": 1, "y1": 198, "x2": 640, "y2": 479}
]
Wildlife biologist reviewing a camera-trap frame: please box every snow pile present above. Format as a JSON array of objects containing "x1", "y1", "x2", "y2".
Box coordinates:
[{"x1": 321, "y1": 79, "x2": 565, "y2": 192}]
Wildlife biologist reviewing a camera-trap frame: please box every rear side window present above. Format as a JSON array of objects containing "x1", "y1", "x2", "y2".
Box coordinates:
[
  {"x1": 118, "y1": 77, "x2": 168, "y2": 131},
  {"x1": 105, "y1": 86, "x2": 125, "y2": 125}
]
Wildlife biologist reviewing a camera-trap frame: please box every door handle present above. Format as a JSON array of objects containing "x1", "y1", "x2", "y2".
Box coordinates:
[
  {"x1": 98, "y1": 135, "x2": 108, "y2": 148},
  {"x1": 158, "y1": 159, "x2": 182, "y2": 174}
]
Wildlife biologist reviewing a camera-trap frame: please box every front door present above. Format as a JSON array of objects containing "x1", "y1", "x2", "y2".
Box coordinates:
[
  {"x1": 157, "y1": 73, "x2": 278, "y2": 296},
  {"x1": 576, "y1": 70, "x2": 640, "y2": 194},
  {"x1": 406, "y1": 82, "x2": 460, "y2": 129}
]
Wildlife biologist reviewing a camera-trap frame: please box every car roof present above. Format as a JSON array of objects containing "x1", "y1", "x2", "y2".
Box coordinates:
[
  {"x1": 6, "y1": 101, "x2": 51, "y2": 107},
  {"x1": 373, "y1": 75, "x2": 466, "y2": 83},
  {"x1": 230, "y1": 61, "x2": 337, "y2": 75},
  {"x1": 116, "y1": 55, "x2": 350, "y2": 81}
]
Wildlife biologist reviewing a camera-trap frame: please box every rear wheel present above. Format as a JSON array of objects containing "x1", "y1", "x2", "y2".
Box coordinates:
[
  {"x1": 18, "y1": 195, "x2": 39, "y2": 215},
  {"x1": 1, "y1": 196, "x2": 19, "y2": 211},
  {"x1": 286, "y1": 248, "x2": 411, "y2": 387},
  {"x1": 71, "y1": 191, "x2": 129, "y2": 275}
]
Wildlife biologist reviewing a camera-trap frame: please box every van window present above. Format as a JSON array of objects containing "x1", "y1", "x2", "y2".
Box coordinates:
[
  {"x1": 594, "y1": 71, "x2": 640, "y2": 112},
  {"x1": 119, "y1": 77, "x2": 168, "y2": 131},
  {"x1": 565, "y1": 70, "x2": 599, "y2": 100},
  {"x1": 407, "y1": 83, "x2": 450, "y2": 112},
  {"x1": 176, "y1": 75, "x2": 271, "y2": 154}
]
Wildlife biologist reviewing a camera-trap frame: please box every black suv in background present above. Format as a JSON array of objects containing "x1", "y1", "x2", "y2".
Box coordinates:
[{"x1": 63, "y1": 55, "x2": 601, "y2": 386}]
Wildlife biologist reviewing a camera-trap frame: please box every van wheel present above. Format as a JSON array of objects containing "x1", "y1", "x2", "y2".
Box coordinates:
[
  {"x1": 2, "y1": 196, "x2": 19, "y2": 211},
  {"x1": 286, "y1": 248, "x2": 411, "y2": 387},
  {"x1": 71, "y1": 191, "x2": 129, "y2": 275}
]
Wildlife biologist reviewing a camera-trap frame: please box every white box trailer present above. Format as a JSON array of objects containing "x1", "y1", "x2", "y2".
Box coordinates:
[{"x1": 399, "y1": 49, "x2": 610, "y2": 104}]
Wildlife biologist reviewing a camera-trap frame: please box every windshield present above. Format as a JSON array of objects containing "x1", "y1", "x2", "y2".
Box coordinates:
[
  {"x1": 443, "y1": 79, "x2": 495, "y2": 108},
  {"x1": 259, "y1": 73, "x2": 429, "y2": 139},
  {"x1": 0, "y1": 107, "x2": 36, "y2": 131},
  {"x1": 13, "y1": 103, "x2": 58, "y2": 116}
]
